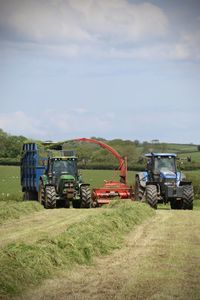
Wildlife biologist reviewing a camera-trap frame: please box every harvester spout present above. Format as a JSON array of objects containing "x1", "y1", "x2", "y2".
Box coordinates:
[{"x1": 76, "y1": 137, "x2": 128, "y2": 184}]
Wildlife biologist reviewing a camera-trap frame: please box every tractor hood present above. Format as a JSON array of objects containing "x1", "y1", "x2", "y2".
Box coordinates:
[
  {"x1": 60, "y1": 173, "x2": 75, "y2": 181},
  {"x1": 160, "y1": 170, "x2": 176, "y2": 180}
]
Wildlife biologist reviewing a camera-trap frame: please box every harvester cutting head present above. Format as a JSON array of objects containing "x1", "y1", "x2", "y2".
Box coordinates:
[{"x1": 76, "y1": 138, "x2": 134, "y2": 206}]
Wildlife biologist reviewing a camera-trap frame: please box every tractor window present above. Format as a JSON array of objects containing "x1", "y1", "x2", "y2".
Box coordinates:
[
  {"x1": 154, "y1": 157, "x2": 176, "y2": 173},
  {"x1": 52, "y1": 159, "x2": 77, "y2": 177}
]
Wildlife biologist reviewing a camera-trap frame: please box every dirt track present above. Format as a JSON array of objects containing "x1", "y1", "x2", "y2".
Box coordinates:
[{"x1": 13, "y1": 209, "x2": 200, "y2": 300}]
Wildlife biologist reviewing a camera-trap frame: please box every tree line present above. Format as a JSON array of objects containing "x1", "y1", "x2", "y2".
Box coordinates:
[{"x1": 0, "y1": 128, "x2": 200, "y2": 170}]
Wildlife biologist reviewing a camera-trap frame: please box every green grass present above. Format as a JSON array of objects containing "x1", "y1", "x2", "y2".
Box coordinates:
[
  {"x1": 0, "y1": 166, "x2": 22, "y2": 200},
  {"x1": 0, "y1": 201, "x2": 155, "y2": 296},
  {"x1": 81, "y1": 169, "x2": 135, "y2": 188},
  {"x1": 0, "y1": 165, "x2": 199, "y2": 201},
  {"x1": 0, "y1": 166, "x2": 135, "y2": 199}
]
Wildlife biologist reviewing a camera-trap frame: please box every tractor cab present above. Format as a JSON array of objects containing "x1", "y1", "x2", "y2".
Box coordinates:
[
  {"x1": 145, "y1": 153, "x2": 177, "y2": 182},
  {"x1": 50, "y1": 157, "x2": 77, "y2": 178}
]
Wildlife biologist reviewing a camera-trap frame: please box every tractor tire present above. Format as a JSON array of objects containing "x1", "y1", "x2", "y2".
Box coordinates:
[
  {"x1": 80, "y1": 186, "x2": 93, "y2": 208},
  {"x1": 38, "y1": 182, "x2": 45, "y2": 205},
  {"x1": 183, "y1": 185, "x2": 194, "y2": 210},
  {"x1": 135, "y1": 177, "x2": 145, "y2": 201},
  {"x1": 45, "y1": 186, "x2": 56, "y2": 209},
  {"x1": 146, "y1": 185, "x2": 158, "y2": 209}
]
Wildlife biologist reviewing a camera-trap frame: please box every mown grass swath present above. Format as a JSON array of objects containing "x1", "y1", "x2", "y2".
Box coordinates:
[
  {"x1": 0, "y1": 201, "x2": 155, "y2": 296},
  {"x1": 0, "y1": 201, "x2": 44, "y2": 225}
]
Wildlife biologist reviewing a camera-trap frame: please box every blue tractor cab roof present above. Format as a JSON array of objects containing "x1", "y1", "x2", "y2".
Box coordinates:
[{"x1": 145, "y1": 153, "x2": 177, "y2": 158}]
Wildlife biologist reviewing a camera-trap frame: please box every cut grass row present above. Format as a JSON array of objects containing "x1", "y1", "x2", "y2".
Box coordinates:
[
  {"x1": 0, "y1": 201, "x2": 44, "y2": 225},
  {"x1": 0, "y1": 201, "x2": 155, "y2": 297}
]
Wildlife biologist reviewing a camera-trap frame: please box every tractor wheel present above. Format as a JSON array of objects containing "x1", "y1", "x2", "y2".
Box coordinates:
[
  {"x1": 146, "y1": 185, "x2": 158, "y2": 209},
  {"x1": 183, "y1": 185, "x2": 193, "y2": 210},
  {"x1": 135, "y1": 177, "x2": 145, "y2": 201},
  {"x1": 45, "y1": 186, "x2": 56, "y2": 209},
  {"x1": 80, "y1": 186, "x2": 93, "y2": 208},
  {"x1": 38, "y1": 182, "x2": 45, "y2": 205}
]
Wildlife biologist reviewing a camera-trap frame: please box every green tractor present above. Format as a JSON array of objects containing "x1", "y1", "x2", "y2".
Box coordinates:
[{"x1": 21, "y1": 143, "x2": 92, "y2": 209}]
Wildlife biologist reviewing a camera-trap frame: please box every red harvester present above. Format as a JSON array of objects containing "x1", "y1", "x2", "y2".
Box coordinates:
[{"x1": 76, "y1": 138, "x2": 134, "y2": 206}]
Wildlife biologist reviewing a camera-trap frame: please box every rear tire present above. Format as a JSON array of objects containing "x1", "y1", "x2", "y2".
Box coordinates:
[
  {"x1": 146, "y1": 185, "x2": 158, "y2": 209},
  {"x1": 80, "y1": 186, "x2": 93, "y2": 208},
  {"x1": 135, "y1": 177, "x2": 145, "y2": 201},
  {"x1": 45, "y1": 186, "x2": 56, "y2": 209},
  {"x1": 38, "y1": 182, "x2": 45, "y2": 205},
  {"x1": 183, "y1": 185, "x2": 193, "y2": 210}
]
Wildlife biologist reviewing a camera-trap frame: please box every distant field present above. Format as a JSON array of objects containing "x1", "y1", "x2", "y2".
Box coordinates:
[
  {"x1": 0, "y1": 166, "x2": 135, "y2": 200},
  {"x1": 0, "y1": 166, "x2": 22, "y2": 198},
  {"x1": 0, "y1": 166, "x2": 199, "y2": 201}
]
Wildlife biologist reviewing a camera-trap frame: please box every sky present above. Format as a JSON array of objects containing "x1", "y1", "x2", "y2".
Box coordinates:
[{"x1": 0, "y1": 0, "x2": 200, "y2": 143}]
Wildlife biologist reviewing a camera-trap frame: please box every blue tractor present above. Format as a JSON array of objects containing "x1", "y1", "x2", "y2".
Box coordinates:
[{"x1": 135, "y1": 153, "x2": 193, "y2": 210}]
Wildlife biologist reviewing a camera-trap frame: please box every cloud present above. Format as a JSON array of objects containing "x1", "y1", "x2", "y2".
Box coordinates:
[
  {"x1": 0, "y1": 110, "x2": 116, "y2": 140},
  {"x1": 0, "y1": 108, "x2": 199, "y2": 143},
  {"x1": 0, "y1": 111, "x2": 48, "y2": 138},
  {"x1": 0, "y1": 0, "x2": 172, "y2": 60},
  {"x1": 0, "y1": 1, "x2": 200, "y2": 62},
  {"x1": 0, "y1": 0, "x2": 168, "y2": 43}
]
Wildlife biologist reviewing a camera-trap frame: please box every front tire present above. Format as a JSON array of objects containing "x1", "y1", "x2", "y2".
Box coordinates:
[
  {"x1": 146, "y1": 185, "x2": 158, "y2": 209},
  {"x1": 45, "y1": 186, "x2": 56, "y2": 209},
  {"x1": 80, "y1": 186, "x2": 93, "y2": 208}
]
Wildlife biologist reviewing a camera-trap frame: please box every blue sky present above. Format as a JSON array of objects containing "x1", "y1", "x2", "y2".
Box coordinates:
[{"x1": 0, "y1": 0, "x2": 199, "y2": 143}]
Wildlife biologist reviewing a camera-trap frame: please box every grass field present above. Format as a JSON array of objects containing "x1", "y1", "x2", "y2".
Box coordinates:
[
  {"x1": 0, "y1": 165, "x2": 200, "y2": 199},
  {"x1": 0, "y1": 165, "x2": 200, "y2": 299},
  {"x1": 0, "y1": 166, "x2": 135, "y2": 200},
  {"x1": 0, "y1": 201, "x2": 155, "y2": 296}
]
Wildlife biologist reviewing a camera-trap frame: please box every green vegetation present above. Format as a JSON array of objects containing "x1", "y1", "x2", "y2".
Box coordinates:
[
  {"x1": 186, "y1": 170, "x2": 200, "y2": 198},
  {"x1": 0, "y1": 166, "x2": 22, "y2": 200},
  {"x1": 0, "y1": 201, "x2": 155, "y2": 296},
  {"x1": 0, "y1": 166, "x2": 199, "y2": 202},
  {"x1": 0, "y1": 129, "x2": 27, "y2": 165},
  {"x1": 1, "y1": 128, "x2": 200, "y2": 170}
]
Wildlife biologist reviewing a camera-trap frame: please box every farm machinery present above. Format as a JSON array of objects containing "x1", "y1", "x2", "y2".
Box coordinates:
[
  {"x1": 20, "y1": 143, "x2": 92, "y2": 208},
  {"x1": 135, "y1": 153, "x2": 193, "y2": 210},
  {"x1": 76, "y1": 138, "x2": 134, "y2": 206}
]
